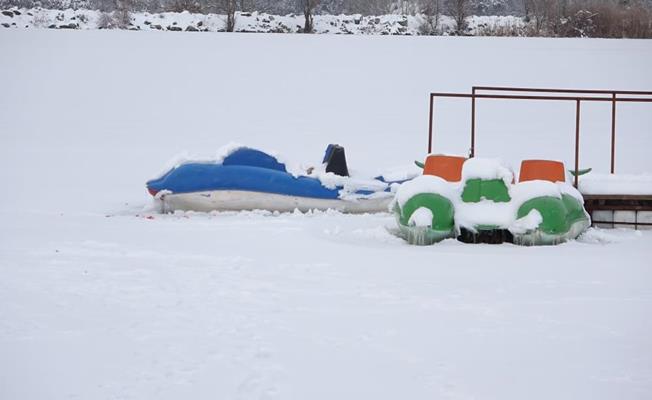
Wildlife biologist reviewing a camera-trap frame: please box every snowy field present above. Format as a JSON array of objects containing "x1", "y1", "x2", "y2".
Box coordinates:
[{"x1": 1, "y1": 30, "x2": 652, "y2": 399}]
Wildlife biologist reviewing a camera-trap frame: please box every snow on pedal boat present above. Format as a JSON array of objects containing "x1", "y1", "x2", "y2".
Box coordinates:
[
  {"x1": 146, "y1": 144, "x2": 413, "y2": 213},
  {"x1": 392, "y1": 155, "x2": 591, "y2": 246}
]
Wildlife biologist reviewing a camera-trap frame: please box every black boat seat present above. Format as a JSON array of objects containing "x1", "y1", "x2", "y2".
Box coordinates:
[{"x1": 322, "y1": 144, "x2": 349, "y2": 177}]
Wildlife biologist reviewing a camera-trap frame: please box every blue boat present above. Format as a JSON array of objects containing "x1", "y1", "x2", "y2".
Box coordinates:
[{"x1": 146, "y1": 145, "x2": 408, "y2": 213}]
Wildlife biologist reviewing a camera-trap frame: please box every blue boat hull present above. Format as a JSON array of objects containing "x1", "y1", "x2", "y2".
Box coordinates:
[
  {"x1": 147, "y1": 163, "x2": 341, "y2": 200},
  {"x1": 146, "y1": 148, "x2": 401, "y2": 213}
]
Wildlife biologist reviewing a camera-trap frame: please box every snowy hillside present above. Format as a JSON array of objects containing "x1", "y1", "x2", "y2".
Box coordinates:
[
  {"x1": 0, "y1": 7, "x2": 524, "y2": 35},
  {"x1": 0, "y1": 0, "x2": 525, "y2": 16},
  {"x1": 1, "y1": 29, "x2": 652, "y2": 399}
]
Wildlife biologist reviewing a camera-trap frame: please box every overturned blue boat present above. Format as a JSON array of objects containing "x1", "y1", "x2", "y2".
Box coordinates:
[{"x1": 146, "y1": 145, "x2": 408, "y2": 213}]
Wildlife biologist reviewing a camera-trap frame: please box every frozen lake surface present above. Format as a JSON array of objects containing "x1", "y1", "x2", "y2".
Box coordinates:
[{"x1": 1, "y1": 30, "x2": 651, "y2": 399}]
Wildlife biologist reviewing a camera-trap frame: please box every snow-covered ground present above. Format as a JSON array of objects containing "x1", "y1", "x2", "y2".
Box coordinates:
[
  {"x1": 1, "y1": 30, "x2": 652, "y2": 399},
  {"x1": 0, "y1": 7, "x2": 524, "y2": 35}
]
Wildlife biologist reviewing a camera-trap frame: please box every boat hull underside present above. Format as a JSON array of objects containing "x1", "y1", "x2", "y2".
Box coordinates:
[{"x1": 159, "y1": 190, "x2": 392, "y2": 214}]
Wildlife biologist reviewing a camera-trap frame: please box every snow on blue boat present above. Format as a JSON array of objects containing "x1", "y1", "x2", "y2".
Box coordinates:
[{"x1": 146, "y1": 144, "x2": 412, "y2": 213}]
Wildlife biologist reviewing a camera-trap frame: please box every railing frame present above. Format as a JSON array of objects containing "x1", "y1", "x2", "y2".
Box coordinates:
[{"x1": 427, "y1": 87, "x2": 652, "y2": 187}]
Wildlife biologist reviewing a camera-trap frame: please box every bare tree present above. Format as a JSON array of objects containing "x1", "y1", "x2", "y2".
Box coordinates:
[
  {"x1": 97, "y1": 11, "x2": 116, "y2": 28},
  {"x1": 223, "y1": 0, "x2": 237, "y2": 31},
  {"x1": 114, "y1": 0, "x2": 133, "y2": 28},
  {"x1": 397, "y1": 0, "x2": 410, "y2": 14},
  {"x1": 449, "y1": 0, "x2": 470, "y2": 34},
  {"x1": 167, "y1": 0, "x2": 201, "y2": 13},
  {"x1": 528, "y1": 0, "x2": 557, "y2": 34},
  {"x1": 298, "y1": 0, "x2": 320, "y2": 33},
  {"x1": 528, "y1": 0, "x2": 544, "y2": 33},
  {"x1": 419, "y1": 0, "x2": 440, "y2": 34},
  {"x1": 523, "y1": 0, "x2": 531, "y2": 21}
]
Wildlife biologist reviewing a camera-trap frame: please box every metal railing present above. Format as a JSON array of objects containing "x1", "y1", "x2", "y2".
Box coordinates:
[
  {"x1": 427, "y1": 87, "x2": 652, "y2": 187},
  {"x1": 584, "y1": 194, "x2": 652, "y2": 228}
]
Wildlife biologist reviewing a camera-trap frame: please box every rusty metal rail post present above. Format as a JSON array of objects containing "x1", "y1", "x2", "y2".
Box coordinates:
[
  {"x1": 575, "y1": 99, "x2": 581, "y2": 188},
  {"x1": 471, "y1": 87, "x2": 476, "y2": 158},
  {"x1": 428, "y1": 94, "x2": 434, "y2": 154},
  {"x1": 611, "y1": 92, "x2": 617, "y2": 174}
]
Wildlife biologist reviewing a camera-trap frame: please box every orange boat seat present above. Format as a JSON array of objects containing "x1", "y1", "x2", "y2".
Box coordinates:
[
  {"x1": 423, "y1": 155, "x2": 466, "y2": 182},
  {"x1": 518, "y1": 160, "x2": 566, "y2": 183}
]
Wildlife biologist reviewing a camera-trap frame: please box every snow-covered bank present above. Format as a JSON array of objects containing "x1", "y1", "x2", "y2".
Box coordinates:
[
  {"x1": 0, "y1": 7, "x2": 524, "y2": 35},
  {"x1": 1, "y1": 30, "x2": 652, "y2": 399}
]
